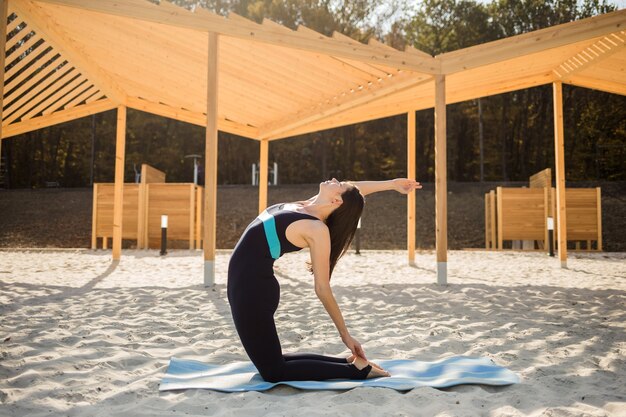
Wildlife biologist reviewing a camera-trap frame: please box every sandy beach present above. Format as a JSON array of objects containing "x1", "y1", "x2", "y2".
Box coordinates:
[{"x1": 1, "y1": 249, "x2": 625, "y2": 416}]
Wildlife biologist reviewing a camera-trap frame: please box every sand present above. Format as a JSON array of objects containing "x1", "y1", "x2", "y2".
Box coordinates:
[{"x1": 1, "y1": 249, "x2": 625, "y2": 416}]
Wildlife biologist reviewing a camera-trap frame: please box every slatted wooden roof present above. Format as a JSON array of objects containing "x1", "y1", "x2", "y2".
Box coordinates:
[{"x1": 1, "y1": 0, "x2": 624, "y2": 140}]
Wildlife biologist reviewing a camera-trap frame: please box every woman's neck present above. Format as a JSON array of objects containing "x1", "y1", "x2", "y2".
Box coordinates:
[{"x1": 299, "y1": 195, "x2": 334, "y2": 221}]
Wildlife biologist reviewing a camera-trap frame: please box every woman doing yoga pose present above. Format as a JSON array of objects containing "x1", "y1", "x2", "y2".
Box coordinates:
[{"x1": 227, "y1": 178, "x2": 421, "y2": 382}]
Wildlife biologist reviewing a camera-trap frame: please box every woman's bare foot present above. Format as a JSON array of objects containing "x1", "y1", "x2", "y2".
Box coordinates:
[
  {"x1": 351, "y1": 356, "x2": 390, "y2": 378},
  {"x1": 346, "y1": 354, "x2": 386, "y2": 373}
]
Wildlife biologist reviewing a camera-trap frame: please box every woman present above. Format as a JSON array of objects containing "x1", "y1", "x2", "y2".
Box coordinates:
[{"x1": 227, "y1": 178, "x2": 421, "y2": 382}]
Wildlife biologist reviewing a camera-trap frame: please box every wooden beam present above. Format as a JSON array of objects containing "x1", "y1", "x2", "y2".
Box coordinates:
[
  {"x1": 553, "y1": 32, "x2": 625, "y2": 80},
  {"x1": 1, "y1": 98, "x2": 116, "y2": 138},
  {"x1": 126, "y1": 97, "x2": 259, "y2": 139},
  {"x1": 203, "y1": 31, "x2": 218, "y2": 286},
  {"x1": 439, "y1": 9, "x2": 626, "y2": 74},
  {"x1": 553, "y1": 82, "x2": 567, "y2": 268},
  {"x1": 261, "y1": 74, "x2": 432, "y2": 140},
  {"x1": 14, "y1": 0, "x2": 127, "y2": 104},
  {"x1": 34, "y1": 0, "x2": 439, "y2": 74},
  {"x1": 258, "y1": 139, "x2": 269, "y2": 213},
  {"x1": 564, "y1": 74, "x2": 626, "y2": 96},
  {"x1": 112, "y1": 105, "x2": 127, "y2": 260},
  {"x1": 434, "y1": 74, "x2": 447, "y2": 285},
  {"x1": 407, "y1": 111, "x2": 416, "y2": 265}
]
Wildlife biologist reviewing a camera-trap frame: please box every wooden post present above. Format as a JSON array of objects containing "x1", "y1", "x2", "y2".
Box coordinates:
[
  {"x1": 553, "y1": 82, "x2": 567, "y2": 268},
  {"x1": 112, "y1": 105, "x2": 127, "y2": 260},
  {"x1": 0, "y1": 0, "x2": 8, "y2": 166},
  {"x1": 434, "y1": 75, "x2": 447, "y2": 285},
  {"x1": 596, "y1": 187, "x2": 602, "y2": 251},
  {"x1": 189, "y1": 184, "x2": 195, "y2": 249},
  {"x1": 497, "y1": 187, "x2": 503, "y2": 250},
  {"x1": 407, "y1": 112, "x2": 416, "y2": 264},
  {"x1": 259, "y1": 139, "x2": 269, "y2": 213},
  {"x1": 196, "y1": 186, "x2": 203, "y2": 249},
  {"x1": 203, "y1": 32, "x2": 219, "y2": 286}
]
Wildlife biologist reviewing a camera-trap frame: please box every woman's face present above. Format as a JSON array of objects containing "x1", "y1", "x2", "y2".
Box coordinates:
[{"x1": 319, "y1": 178, "x2": 350, "y2": 200}]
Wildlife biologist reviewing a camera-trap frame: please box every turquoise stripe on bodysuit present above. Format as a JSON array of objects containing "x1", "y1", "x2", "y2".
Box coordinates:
[{"x1": 258, "y1": 209, "x2": 281, "y2": 259}]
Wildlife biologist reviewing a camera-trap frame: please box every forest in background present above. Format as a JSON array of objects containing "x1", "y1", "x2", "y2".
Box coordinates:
[{"x1": 1, "y1": 0, "x2": 624, "y2": 189}]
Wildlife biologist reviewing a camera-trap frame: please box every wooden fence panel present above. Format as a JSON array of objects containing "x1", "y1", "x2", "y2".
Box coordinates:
[
  {"x1": 497, "y1": 187, "x2": 548, "y2": 248},
  {"x1": 93, "y1": 183, "x2": 140, "y2": 245}
]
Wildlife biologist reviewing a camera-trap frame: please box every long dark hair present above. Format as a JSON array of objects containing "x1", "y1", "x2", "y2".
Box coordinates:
[{"x1": 325, "y1": 184, "x2": 365, "y2": 278}]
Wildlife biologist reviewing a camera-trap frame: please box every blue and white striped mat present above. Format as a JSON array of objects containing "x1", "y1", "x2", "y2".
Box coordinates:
[{"x1": 160, "y1": 356, "x2": 520, "y2": 392}]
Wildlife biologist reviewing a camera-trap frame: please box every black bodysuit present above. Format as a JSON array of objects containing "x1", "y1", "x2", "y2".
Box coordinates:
[{"x1": 227, "y1": 203, "x2": 370, "y2": 382}]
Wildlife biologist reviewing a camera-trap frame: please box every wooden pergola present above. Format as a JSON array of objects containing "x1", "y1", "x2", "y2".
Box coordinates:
[{"x1": 0, "y1": 0, "x2": 624, "y2": 285}]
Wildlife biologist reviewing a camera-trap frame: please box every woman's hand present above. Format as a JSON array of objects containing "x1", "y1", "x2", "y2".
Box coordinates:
[
  {"x1": 393, "y1": 178, "x2": 422, "y2": 194},
  {"x1": 342, "y1": 333, "x2": 367, "y2": 360}
]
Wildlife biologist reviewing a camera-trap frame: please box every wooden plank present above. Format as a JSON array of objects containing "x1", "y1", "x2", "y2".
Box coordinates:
[
  {"x1": 137, "y1": 174, "x2": 146, "y2": 249},
  {"x1": 141, "y1": 164, "x2": 166, "y2": 184},
  {"x1": 407, "y1": 111, "x2": 416, "y2": 263},
  {"x1": 5, "y1": 31, "x2": 42, "y2": 61},
  {"x1": 497, "y1": 188, "x2": 547, "y2": 241},
  {"x1": 91, "y1": 183, "x2": 98, "y2": 249},
  {"x1": 35, "y1": 0, "x2": 439, "y2": 74},
  {"x1": 529, "y1": 168, "x2": 551, "y2": 188},
  {"x1": 261, "y1": 74, "x2": 432, "y2": 140},
  {"x1": 485, "y1": 193, "x2": 489, "y2": 249},
  {"x1": 564, "y1": 74, "x2": 626, "y2": 96},
  {"x1": 112, "y1": 105, "x2": 127, "y2": 260},
  {"x1": 490, "y1": 190, "x2": 496, "y2": 249},
  {"x1": 331, "y1": 30, "x2": 402, "y2": 75},
  {"x1": 434, "y1": 74, "x2": 447, "y2": 285},
  {"x1": 497, "y1": 187, "x2": 503, "y2": 249},
  {"x1": 4, "y1": 41, "x2": 53, "y2": 80},
  {"x1": 6, "y1": 14, "x2": 23, "y2": 34},
  {"x1": 259, "y1": 139, "x2": 269, "y2": 213},
  {"x1": 125, "y1": 96, "x2": 259, "y2": 139},
  {"x1": 189, "y1": 183, "x2": 194, "y2": 249},
  {"x1": 1, "y1": 98, "x2": 116, "y2": 138},
  {"x1": 3, "y1": 63, "x2": 75, "y2": 124},
  {"x1": 22, "y1": 75, "x2": 89, "y2": 120},
  {"x1": 439, "y1": 9, "x2": 626, "y2": 73},
  {"x1": 553, "y1": 82, "x2": 567, "y2": 267},
  {"x1": 195, "y1": 185, "x2": 202, "y2": 249},
  {"x1": 63, "y1": 85, "x2": 98, "y2": 109},
  {"x1": 145, "y1": 184, "x2": 196, "y2": 243},
  {"x1": 597, "y1": 187, "x2": 602, "y2": 251},
  {"x1": 203, "y1": 31, "x2": 218, "y2": 286},
  {"x1": 5, "y1": 23, "x2": 31, "y2": 50},
  {"x1": 42, "y1": 78, "x2": 92, "y2": 115},
  {"x1": 553, "y1": 32, "x2": 625, "y2": 80},
  {"x1": 14, "y1": 0, "x2": 127, "y2": 104},
  {"x1": 4, "y1": 46, "x2": 55, "y2": 93}
]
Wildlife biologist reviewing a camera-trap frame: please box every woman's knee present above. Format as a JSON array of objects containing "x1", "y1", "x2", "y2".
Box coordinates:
[{"x1": 258, "y1": 365, "x2": 284, "y2": 383}]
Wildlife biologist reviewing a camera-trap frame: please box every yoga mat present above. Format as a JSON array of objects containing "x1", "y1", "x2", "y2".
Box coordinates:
[{"x1": 160, "y1": 356, "x2": 520, "y2": 392}]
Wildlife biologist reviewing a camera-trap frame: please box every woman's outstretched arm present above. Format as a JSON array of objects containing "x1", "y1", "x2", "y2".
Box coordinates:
[{"x1": 351, "y1": 178, "x2": 421, "y2": 196}]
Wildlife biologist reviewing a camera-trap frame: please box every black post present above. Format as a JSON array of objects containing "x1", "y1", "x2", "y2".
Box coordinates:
[
  {"x1": 160, "y1": 215, "x2": 168, "y2": 256},
  {"x1": 547, "y1": 217, "x2": 555, "y2": 257}
]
